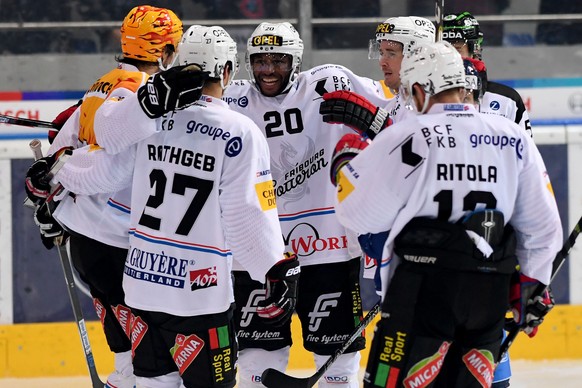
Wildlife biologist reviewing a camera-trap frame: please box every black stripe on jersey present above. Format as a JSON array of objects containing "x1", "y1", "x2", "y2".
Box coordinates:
[{"x1": 486, "y1": 81, "x2": 527, "y2": 125}]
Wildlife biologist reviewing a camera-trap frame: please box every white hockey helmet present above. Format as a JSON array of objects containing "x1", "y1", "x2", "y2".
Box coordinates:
[
  {"x1": 400, "y1": 41, "x2": 465, "y2": 113},
  {"x1": 369, "y1": 16, "x2": 435, "y2": 59},
  {"x1": 245, "y1": 22, "x2": 304, "y2": 93},
  {"x1": 178, "y1": 25, "x2": 239, "y2": 89}
]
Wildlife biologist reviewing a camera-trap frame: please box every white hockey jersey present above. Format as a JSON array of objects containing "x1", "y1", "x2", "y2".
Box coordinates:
[
  {"x1": 335, "y1": 103, "x2": 562, "y2": 298},
  {"x1": 223, "y1": 64, "x2": 390, "y2": 267},
  {"x1": 55, "y1": 95, "x2": 284, "y2": 316},
  {"x1": 49, "y1": 63, "x2": 148, "y2": 248}
]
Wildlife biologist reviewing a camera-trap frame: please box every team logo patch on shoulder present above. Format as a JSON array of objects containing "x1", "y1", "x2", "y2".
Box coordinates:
[{"x1": 255, "y1": 180, "x2": 277, "y2": 211}]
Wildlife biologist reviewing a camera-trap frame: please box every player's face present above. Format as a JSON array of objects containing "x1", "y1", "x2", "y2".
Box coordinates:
[
  {"x1": 250, "y1": 53, "x2": 293, "y2": 97},
  {"x1": 448, "y1": 39, "x2": 471, "y2": 57},
  {"x1": 378, "y1": 40, "x2": 404, "y2": 90}
]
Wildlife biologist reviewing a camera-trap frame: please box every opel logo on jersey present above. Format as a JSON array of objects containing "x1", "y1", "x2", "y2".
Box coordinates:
[
  {"x1": 489, "y1": 101, "x2": 501, "y2": 111},
  {"x1": 307, "y1": 292, "x2": 342, "y2": 331},
  {"x1": 239, "y1": 289, "x2": 265, "y2": 327}
]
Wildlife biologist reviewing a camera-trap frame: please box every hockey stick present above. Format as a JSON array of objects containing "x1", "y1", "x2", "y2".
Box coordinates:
[
  {"x1": 261, "y1": 301, "x2": 381, "y2": 388},
  {"x1": 28, "y1": 141, "x2": 104, "y2": 388},
  {"x1": 497, "y1": 214, "x2": 582, "y2": 364},
  {"x1": 0, "y1": 113, "x2": 57, "y2": 130},
  {"x1": 435, "y1": 0, "x2": 445, "y2": 41}
]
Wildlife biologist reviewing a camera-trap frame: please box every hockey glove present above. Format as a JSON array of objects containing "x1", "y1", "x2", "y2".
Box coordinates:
[
  {"x1": 256, "y1": 252, "x2": 300, "y2": 326},
  {"x1": 24, "y1": 146, "x2": 72, "y2": 205},
  {"x1": 330, "y1": 133, "x2": 370, "y2": 186},
  {"x1": 319, "y1": 90, "x2": 393, "y2": 140},
  {"x1": 508, "y1": 273, "x2": 555, "y2": 337},
  {"x1": 49, "y1": 100, "x2": 82, "y2": 144},
  {"x1": 137, "y1": 64, "x2": 211, "y2": 119},
  {"x1": 34, "y1": 201, "x2": 65, "y2": 250}
]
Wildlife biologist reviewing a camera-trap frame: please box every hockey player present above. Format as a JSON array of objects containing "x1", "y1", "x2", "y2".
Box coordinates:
[
  {"x1": 25, "y1": 25, "x2": 300, "y2": 388},
  {"x1": 319, "y1": 16, "x2": 436, "y2": 140},
  {"x1": 24, "y1": 6, "x2": 184, "y2": 387},
  {"x1": 443, "y1": 11, "x2": 533, "y2": 137},
  {"x1": 332, "y1": 41, "x2": 562, "y2": 388},
  {"x1": 221, "y1": 22, "x2": 395, "y2": 388}
]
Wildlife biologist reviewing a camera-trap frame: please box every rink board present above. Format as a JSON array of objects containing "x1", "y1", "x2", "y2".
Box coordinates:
[
  {"x1": 1, "y1": 84, "x2": 582, "y2": 377},
  {"x1": 0, "y1": 306, "x2": 581, "y2": 377}
]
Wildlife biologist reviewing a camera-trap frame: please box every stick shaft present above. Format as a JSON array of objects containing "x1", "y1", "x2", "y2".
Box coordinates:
[
  {"x1": 0, "y1": 113, "x2": 57, "y2": 130},
  {"x1": 28, "y1": 142, "x2": 103, "y2": 387}
]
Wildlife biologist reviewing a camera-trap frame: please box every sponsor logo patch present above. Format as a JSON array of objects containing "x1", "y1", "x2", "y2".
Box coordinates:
[
  {"x1": 255, "y1": 180, "x2": 277, "y2": 211},
  {"x1": 171, "y1": 333, "x2": 205, "y2": 375}
]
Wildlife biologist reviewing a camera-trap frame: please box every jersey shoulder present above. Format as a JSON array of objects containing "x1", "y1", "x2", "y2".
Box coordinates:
[
  {"x1": 298, "y1": 63, "x2": 356, "y2": 82},
  {"x1": 486, "y1": 81, "x2": 525, "y2": 106}
]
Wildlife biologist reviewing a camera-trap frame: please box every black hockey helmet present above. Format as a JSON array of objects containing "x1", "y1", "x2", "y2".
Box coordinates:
[{"x1": 443, "y1": 12, "x2": 484, "y2": 59}]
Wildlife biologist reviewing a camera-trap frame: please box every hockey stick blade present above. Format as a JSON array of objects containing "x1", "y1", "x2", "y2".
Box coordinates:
[
  {"x1": 0, "y1": 113, "x2": 57, "y2": 130},
  {"x1": 497, "y1": 214, "x2": 582, "y2": 364},
  {"x1": 261, "y1": 302, "x2": 381, "y2": 388}
]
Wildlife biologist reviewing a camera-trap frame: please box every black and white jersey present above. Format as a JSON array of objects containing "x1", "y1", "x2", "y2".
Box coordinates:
[
  {"x1": 335, "y1": 103, "x2": 562, "y2": 298},
  {"x1": 481, "y1": 81, "x2": 532, "y2": 137}
]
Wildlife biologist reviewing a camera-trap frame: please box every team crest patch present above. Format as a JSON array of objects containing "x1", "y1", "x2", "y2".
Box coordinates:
[
  {"x1": 171, "y1": 333, "x2": 205, "y2": 375},
  {"x1": 462, "y1": 348, "x2": 494, "y2": 387}
]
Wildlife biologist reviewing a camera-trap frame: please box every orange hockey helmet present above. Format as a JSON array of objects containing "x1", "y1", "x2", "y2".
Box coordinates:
[{"x1": 120, "y1": 5, "x2": 183, "y2": 63}]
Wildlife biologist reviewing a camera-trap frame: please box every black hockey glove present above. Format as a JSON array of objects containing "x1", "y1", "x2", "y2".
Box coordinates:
[
  {"x1": 33, "y1": 201, "x2": 65, "y2": 250},
  {"x1": 24, "y1": 146, "x2": 72, "y2": 206},
  {"x1": 256, "y1": 252, "x2": 300, "y2": 326},
  {"x1": 330, "y1": 133, "x2": 370, "y2": 186},
  {"x1": 137, "y1": 64, "x2": 211, "y2": 119},
  {"x1": 507, "y1": 272, "x2": 555, "y2": 337},
  {"x1": 319, "y1": 90, "x2": 393, "y2": 140}
]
